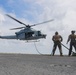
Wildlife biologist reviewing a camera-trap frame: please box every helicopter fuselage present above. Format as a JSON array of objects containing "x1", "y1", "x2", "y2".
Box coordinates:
[
  {"x1": 0, "y1": 14, "x2": 54, "y2": 41},
  {"x1": 0, "y1": 28, "x2": 46, "y2": 40}
]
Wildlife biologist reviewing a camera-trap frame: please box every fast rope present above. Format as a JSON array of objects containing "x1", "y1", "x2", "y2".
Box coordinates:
[
  {"x1": 34, "y1": 42, "x2": 44, "y2": 55},
  {"x1": 61, "y1": 43, "x2": 75, "y2": 53}
]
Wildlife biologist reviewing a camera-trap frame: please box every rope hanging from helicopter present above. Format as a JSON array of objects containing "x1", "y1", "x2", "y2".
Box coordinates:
[{"x1": 34, "y1": 42, "x2": 44, "y2": 55}]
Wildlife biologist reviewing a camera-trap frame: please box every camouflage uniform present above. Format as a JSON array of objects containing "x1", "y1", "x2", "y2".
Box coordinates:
[
  {"x1": 52, "y1": 32, "x2": 63, "y2": 56},
  {"x1": 67, "y1": 31, "x2": 76, "y2": 56}
]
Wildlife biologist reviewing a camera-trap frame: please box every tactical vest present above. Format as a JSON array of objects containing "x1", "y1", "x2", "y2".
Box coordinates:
[
  {"x1": 53, "y1": 35, "x2": 61, "y2": 41},
  {"x1": 69, "y1": 34, "x2": 76, "y2": 42}
]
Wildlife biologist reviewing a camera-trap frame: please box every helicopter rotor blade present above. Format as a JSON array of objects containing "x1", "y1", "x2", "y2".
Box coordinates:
[
  {"x1": 31, "y1": 19, "x2": 54, "y2": 27},
  {"x1": 6, "y1": 14, "x2": 27, "y2": 26},
  {"x1": 10, "y1": 27, "x2": 25, "y2": 30}
]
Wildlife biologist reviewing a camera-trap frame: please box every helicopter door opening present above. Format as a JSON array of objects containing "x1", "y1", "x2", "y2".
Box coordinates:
[
  {"x1": 25, "y1": 32, "x2": 34, "y2": 38},
  {"x1": 33, "y1": 31, "x2": 41, "y2": 37}
]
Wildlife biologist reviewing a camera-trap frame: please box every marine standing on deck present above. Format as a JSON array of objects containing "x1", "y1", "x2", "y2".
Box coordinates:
[
  {"x1": 52, "y1": 32, "x2": 63, "y2": 56},
  {"x1": 67, "y1": 31, "x2": 76, "y2": 56}
]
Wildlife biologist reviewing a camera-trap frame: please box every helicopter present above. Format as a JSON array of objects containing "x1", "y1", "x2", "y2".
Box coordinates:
[{"x1": 0, "y1": 14, "x2": 54, "y2": 42}]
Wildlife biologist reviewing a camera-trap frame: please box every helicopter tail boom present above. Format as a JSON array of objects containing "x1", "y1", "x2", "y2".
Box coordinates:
[{"x1": 0, "y1": 35, "x2": 17, "y2": 39}]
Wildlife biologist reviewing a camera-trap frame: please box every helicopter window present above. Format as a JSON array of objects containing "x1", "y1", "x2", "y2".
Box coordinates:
[
  {"x1": 38, "y1": 31, "x2": 41, "y2": 36},
  {"x1": 25, "y1": 32, "x2": 34, "y2": 38}
]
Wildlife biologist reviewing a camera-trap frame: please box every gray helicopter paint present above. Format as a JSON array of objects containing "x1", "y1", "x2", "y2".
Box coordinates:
[
  {"x1": 0, "y1": 35, "x2": 17, "y2": 39},
  {"x1": 0, "y1": 14, "x2": 52, "y2": 41},
  {"x1": 0, "y1": 34, "x2": 46, "y2": 40},
  {"x1": 0, "y1": 28, "x2": 46, "y2": 40}
]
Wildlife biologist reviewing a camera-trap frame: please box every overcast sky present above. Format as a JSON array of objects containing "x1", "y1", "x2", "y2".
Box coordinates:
[{"x1": 0, "y1": 0, "x2": 76, "y2": 55}]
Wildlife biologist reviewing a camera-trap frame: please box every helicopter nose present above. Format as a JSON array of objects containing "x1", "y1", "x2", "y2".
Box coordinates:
[{"x1": 43, "y1": 34, "x2": 46, "y2": 38}]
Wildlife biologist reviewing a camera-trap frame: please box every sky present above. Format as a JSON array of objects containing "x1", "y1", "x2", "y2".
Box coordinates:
[{"x1": 0, "y1": 0, "x2": 76, "y2": 55}]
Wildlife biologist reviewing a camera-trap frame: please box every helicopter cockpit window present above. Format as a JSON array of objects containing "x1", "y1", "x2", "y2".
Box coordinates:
[{"x1": 38, "y1": 31, "x2": 41, "y2": 36}]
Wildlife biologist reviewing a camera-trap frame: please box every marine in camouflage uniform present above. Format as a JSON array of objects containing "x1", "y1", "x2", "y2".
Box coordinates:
[
  {"x1": 52, "y1": 32, "x2": 63, "y2": 56},
  {"x1": 67, "y1": 31, "x2": 76, "y2": 56}
]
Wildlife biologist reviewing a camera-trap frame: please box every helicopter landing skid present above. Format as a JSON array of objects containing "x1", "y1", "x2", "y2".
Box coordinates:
[{"x1": 25, "y1": 40, "x2": 40, "y2": 43}]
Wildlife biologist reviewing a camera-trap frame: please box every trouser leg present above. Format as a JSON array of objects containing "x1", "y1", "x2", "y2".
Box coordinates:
[
  {"x1": 74, "y1": 44, "x2": 76, "y2": 52},
  {"x1": 58, "y1": 44, "x2": 63, "y2": 56},
  {"x1": 69, "y1": 43, "x2": 72, "y2": 56},
  {"x1": 59, "y1": 49, "x2": 63, "y2": 56},
  {"x1": 52, "y1": 44, "x2": 57, "y2": 56}
]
